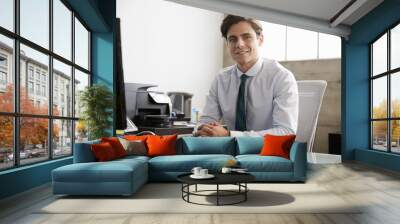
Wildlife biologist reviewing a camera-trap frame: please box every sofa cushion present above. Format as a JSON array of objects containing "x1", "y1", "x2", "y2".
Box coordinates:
[
  {"x1": 118, "y1": 138, "x2": 147, "y2": 156},
  {"x1": 235, "y1": 137, "x2": 263, "y2": 155},
  {"x1": 148, "y1": 154, "x2": 235, "y2": 172},
  {"x1": 146, "y1": 135, "x2": 177, "y2": 157},
  {"x1": 52, "y1": 159, "x2": 147, "y2": 183},
  {"x1": 179, "y1": 137, "x2": 235, "y2": 155},
  {"x1": 101, "y1": 137, "x2": 127, "y2": 158},
  {"x1": 91, "y1": 142, "x2": 118, "y2": 161},
  {"x1": 260, "y1": 134, "x2": 296, "y2": 159},
  {"x1": 236, "y1": 155, "x2": 293, "y2": 172}
]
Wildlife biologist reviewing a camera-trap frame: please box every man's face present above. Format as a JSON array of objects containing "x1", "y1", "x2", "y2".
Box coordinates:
[{"x1": 226, "y1": 21, "x2": 263, "y2": 66}]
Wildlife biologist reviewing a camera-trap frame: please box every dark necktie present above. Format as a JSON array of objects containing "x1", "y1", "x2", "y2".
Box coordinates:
[{"x1": 235, "y1": 74, "x2": 248, "y2": 131}]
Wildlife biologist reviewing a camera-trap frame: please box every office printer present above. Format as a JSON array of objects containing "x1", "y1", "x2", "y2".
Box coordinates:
[{"x1": 125, "y1": 83, "x2": 172, "y2": 127}]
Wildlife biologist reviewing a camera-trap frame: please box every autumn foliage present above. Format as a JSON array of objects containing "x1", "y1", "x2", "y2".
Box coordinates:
[
  {"x1": 372, "y1": 99, "x2": 400, "y2": 142},
  {"x1": 0, "y1": 84, "x2": 59, "y2": 150}
]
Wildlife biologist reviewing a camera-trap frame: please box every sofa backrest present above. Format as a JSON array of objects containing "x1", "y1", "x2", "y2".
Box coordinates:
[
  {"x1": 73, "y1": 139, "x2": 100, "y2": 163},
  {"x1": 235, "y1": 137, "x2": 264, "y2": 155},
  {"x1": 178, "y1": 137, "x2": 236, "y2": 155}
]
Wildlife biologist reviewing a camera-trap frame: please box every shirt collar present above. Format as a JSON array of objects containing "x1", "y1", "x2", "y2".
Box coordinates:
[{"x1": 235, "y1": 57, "x2": 263, "y2": 78}]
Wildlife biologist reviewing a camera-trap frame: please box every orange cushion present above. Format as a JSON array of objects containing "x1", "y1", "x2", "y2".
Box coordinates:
[
  {"x1": 123, "y1": 135, "x2": 150, "y2": 141},
  {"x1": 146, "y1": 135, "x2": 177, "y2": 157},
  {"x1": 101, "y1": 137, "x2": 127, "y2": 158},
  {"x1": 259, "y1": 134, "x2": 296, "y2": 159},
  {"x1": 91, "y1": 142, "x2": 118, "y2": 161}
]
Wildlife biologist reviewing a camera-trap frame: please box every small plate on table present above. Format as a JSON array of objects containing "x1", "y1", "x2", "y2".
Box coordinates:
[{"x1": 190, "y1": 174, "x2": 215, "y2": 179}]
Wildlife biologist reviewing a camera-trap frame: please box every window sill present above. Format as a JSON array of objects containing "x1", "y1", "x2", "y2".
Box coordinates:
[{"x1": 0, "y1": 156, "x2": 72, "y2": 175}]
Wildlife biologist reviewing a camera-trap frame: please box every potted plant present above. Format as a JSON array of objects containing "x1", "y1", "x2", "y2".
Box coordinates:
[{"x1": 79, "y1": 84, "x2": 113, "y2": 140}]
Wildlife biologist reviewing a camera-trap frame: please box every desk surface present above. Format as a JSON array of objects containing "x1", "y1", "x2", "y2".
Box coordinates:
[{"x1": 138, "y1": 125, "x2": 194, "y2": 135}]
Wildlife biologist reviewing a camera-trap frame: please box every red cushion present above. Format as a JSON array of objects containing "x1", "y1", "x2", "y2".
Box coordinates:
[
  {"x1": 101, "y1": 137, "x2": 127, "y2": 158},
  {"x1": 259, "y1": 134, "x2": 296, "y2": 159},
  {"x1": 91, "y1": 142, "x2": 118, "y2": 161},
  {"x1": 146, "y1": 135, "x2": 177, "y2": 157}
]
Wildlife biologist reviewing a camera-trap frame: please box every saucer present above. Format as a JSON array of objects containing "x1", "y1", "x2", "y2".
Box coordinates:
[{"x1": 190, "y1": 174, "x2": 215, "y2": 179}]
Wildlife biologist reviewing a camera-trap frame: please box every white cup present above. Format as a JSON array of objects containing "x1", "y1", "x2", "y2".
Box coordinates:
[
  {"x1": 191, "y1": 167, "x2": 202, "y2": 176},
  {"x1": 221, "y1": 167, "x2": 232, "y2": 174},
  {"x1": 200, "y1": 169, "x2": 208, "y2": 176}
]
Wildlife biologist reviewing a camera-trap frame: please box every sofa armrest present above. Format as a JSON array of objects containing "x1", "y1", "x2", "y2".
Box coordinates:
[
  {"x1": 289, "y1": 141, "x2": 307, "y2": 181},
  {"x1": 73, "y1": 140, "x2": 100, "y2": 163}
]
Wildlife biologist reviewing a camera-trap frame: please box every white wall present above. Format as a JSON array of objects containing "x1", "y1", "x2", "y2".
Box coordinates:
[{"x1": 117, "y1": 0, "x2": 224, "y2": 112}]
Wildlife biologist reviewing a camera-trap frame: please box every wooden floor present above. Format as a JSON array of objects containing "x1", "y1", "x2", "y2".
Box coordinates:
[{"x1": 1, "y1": 162, "x2": 400, "y2": 224}]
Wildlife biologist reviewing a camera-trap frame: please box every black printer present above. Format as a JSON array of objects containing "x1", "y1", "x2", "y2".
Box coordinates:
[{"x1": 125, "y1": 83, "x2": 172, "y2": 128}]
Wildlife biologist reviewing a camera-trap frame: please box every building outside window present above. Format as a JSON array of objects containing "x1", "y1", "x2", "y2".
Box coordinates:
[
  {"x1": 28, "y1": 67, "x2": 34, "y2": 80},
  {"x1": 28, "y1": 81, "x2": 34, "y2": 94},
  {"x1": 41, "y1": 85, "x2": 46, "y2": 97},
  {"x1": 0, "y1": 54, "x2": 7, "y2": 88},
  {"x1": 0, "y1": 71, "x2": 6, "y2": 83},
  {"x1": 0, "y1": 54, "x2": 7, "y2": 67},
  {"x1": 41, "y1": 73, "x2": 46, "y2": 83}
]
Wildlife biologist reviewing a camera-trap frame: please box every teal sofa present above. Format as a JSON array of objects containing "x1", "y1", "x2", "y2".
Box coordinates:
[{"x1": 52, "y1": 137, "x2": 307, "y2": 196}]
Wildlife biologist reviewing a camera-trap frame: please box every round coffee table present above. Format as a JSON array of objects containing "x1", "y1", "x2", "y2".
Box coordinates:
[{"x1": 177, "y1": 173, "x2": 255, "y2": 206}]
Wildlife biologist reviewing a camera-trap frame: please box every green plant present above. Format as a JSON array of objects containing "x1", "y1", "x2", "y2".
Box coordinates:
[{"x1": 79, "y1": 84, "x2": 113, "y2": 140}]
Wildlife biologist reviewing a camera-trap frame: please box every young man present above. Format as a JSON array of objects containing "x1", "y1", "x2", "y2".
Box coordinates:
[{"x1": 194, "y1": 15, "x2": 298, "y2": 137}]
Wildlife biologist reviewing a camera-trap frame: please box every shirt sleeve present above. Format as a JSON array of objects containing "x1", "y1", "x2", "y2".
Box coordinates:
[
  {"x1": 230, "y1": 69, "x2": 299, "y2": 137},
  {"x1": 199, "y1": 77, "x2": 222, "y2": 125}
]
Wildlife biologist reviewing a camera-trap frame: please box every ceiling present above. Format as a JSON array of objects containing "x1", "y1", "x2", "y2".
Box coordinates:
[{"x1": 165, "y1": 0, "x2": 384, "y2": 38}]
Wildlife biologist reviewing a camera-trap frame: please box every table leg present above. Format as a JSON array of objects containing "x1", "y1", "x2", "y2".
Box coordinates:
[
  {"x1": 217, "y1": 184, "x2": 219, "y2": 206},
  {"x1": 195, "y1": 184, "x2": 197, "y2": 192},
  {"x1": 245, "y1": 183, "x2": 247, "y2": 201}
]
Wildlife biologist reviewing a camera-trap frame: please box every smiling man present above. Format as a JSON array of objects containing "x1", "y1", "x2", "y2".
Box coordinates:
[{"x1": 194, "y1": 15, "x2": 298, "y2": 137}]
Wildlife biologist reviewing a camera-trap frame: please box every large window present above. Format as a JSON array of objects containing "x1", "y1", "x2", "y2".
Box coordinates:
[
  {"x1": 371, "y1": 23, "x2": 400, "y2": 153},
  {"x1": 0, "y1": 0, "x2": 91, "y2": 171},
  {"x1": 261, "y1": 22, "x2": 341, "y2": 61}
]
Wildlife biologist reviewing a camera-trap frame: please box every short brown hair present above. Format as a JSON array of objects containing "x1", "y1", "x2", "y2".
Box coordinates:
[{"x1": 220, "y1": 15, "x2": 262, "y2": 39}]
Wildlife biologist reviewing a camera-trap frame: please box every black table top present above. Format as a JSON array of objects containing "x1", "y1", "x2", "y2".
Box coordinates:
[{"x1": 177, "y1": 172, "x2": 255, "y2": 185}]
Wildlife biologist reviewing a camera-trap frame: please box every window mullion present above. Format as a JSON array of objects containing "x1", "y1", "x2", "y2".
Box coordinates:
[
  {"x1": 71, "y1": 10, "x2": 76, "y2": 153},
  {"x1": 388, "y1": 30, "x2": 391, "y2": 152},
  {"x1": 13, "y1": 0, "x2": 20, "y2": 167},
  {"x1": 49, "y1": 0, "x2": 54, "y2": 160}
]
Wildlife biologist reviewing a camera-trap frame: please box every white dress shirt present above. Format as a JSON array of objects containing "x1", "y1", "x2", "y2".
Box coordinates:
[{"x1": 199, "y1": 57, "x2": 298, "y2": 137}]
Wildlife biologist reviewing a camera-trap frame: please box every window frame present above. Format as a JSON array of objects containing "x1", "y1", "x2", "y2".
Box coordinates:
[
  {"x1": 0, "y1": 0, "x2": 92, "y2": 171},
  {"x1": 370, "y1": 20, "x2": 400, "y2": 154}
]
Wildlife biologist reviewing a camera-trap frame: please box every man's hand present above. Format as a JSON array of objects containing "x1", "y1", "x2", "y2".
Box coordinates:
[{"x1": 194, "y1": 122, "x2": 229, "y2": 137}]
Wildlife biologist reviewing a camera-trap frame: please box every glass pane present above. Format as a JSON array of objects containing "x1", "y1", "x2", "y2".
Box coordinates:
[
  {"x1": 0, "y1": 34, "x2": 14, "y2": 112},
  {"x1": 53, "y1": 119, "x2": 72, "y2": 158},
  {"x1": 74, "y1": 69, "x2": 89, "y2": 118},
  {"x1": 0, "y1": 0, "x2": 14, "y2": 31},
  {"x1": 391, "y1": 120, "x2": 400, "y2": 153},
  {"x1": 372, "y1": 33, "x2": 387, "y2": 76},
  {"x1": 53, "y1": 0, "x2": 72, "y2": 60},
  {"x1": 260, "y1": 22, "x2": 286, "y2": 61},
  {"x1": 75, "y1": 120, "x2": 88, "y2": 143},
  {"x1": 0, "y1": 116, "x2": 13, "y2": 170},
  {"x1": 75, "y1": 18, "x2": 89, "y2": 70},
  {"x1": 20, "y1": 0, "x2": 49, "y2": 49},
  {"x1": 20, "y1": 117, "x2": 49, "y2": 165},
  {"x1": 20, "y1": 44, "x2": 49, "y2": 115},
  {"x1": 287, "y1": 27, "x2": 318, "y2": 61},
  {"x1": 391, "y1": 24, "x2": 400, "y2": 70},
  {"x1": 53, "y1": 59, "x2": 72, "y2": 117},
  {"x1": 318, "y1": 33, "x2": 341, "y2": 59},
  {"x1": 391, "y1": 72, "x2": 400, "y2": 118},
  {"x1": 372, "y1": 121, "x2": 387, "y2": 151},
  {"x1": 372, "y1": 77, "x2": 387, "y2": 119}
]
